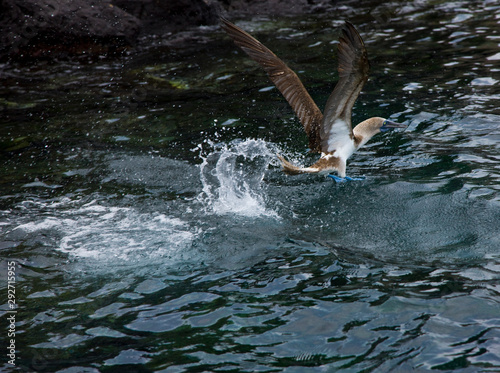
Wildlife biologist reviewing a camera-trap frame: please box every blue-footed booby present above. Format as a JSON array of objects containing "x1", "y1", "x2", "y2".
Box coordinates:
[{"x1": 220, "y1": 18, "x2": 407, "y2": 180}]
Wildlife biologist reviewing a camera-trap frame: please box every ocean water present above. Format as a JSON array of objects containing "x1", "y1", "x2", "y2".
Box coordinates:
[{"x1": 1, "y1": 1, "x2": 500, "y2": 372}]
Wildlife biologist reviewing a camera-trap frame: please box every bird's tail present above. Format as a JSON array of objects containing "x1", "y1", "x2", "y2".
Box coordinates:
[{"x1": 277, "y1": 154, "x2": 308, "y2": 175}]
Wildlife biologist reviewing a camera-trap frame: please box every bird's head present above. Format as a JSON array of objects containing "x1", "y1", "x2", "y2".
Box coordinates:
[
  {"x1": 379, "y1": 118, "x2": 408, "y2": 132},
  {"x1": 353, "y1": 117, "x2": 408, "y2": 148}
]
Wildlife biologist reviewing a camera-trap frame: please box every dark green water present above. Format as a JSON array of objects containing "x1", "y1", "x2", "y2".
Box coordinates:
[{"x1": 1, "y1": 1, "x2": 500, "y2": 372}]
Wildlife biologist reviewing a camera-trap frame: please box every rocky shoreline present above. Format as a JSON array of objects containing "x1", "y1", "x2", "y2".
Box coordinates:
[{"x1": 0, "y1": 0, "x2": 335, "y2": 61}]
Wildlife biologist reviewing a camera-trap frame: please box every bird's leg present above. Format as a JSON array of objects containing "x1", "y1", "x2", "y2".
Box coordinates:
[{"x1": 327, "y1": 175, "x2": 365, "y2": 182}]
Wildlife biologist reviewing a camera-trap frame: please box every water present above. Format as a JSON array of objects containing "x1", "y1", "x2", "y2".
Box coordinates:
[
  {"x1": 1, "y1": 1, "x2": 500, "y2": 371},
  {"x1": 198, "y1": 139, "x2": 278, "y2": 217}
]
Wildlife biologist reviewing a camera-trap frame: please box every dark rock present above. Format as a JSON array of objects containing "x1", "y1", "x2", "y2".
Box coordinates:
[
  {"x1": 0, "y1": 0, "x2": 336, "y2": 61},
  {"x1": 0, "y1": 0, "x2": 141, "y2": 60}
]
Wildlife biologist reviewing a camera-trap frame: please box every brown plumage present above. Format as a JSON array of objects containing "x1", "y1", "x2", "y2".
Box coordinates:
[
  {"x1": 220, "y1": 17, "x2": 324, "y2": 152},
  {"x1": 220, "y1": 18, "x2": 406, "y2": 177}
]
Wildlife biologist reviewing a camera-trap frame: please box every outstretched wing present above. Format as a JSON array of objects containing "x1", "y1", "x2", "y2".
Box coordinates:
[
  {"x1": 320, "y1": 22, "x2": 370, "y2": 153},
  {"x1": 220, "y1": 17, "x2": 323, "y2": 152}
]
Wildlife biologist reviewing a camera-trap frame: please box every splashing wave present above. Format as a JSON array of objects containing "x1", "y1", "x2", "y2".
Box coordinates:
[
  {"x1": 197, "y1": 139, "x2": 279, "y2": 218},
  {"x1": 14, "y1": 200, "x2": 198, "y2": 265}
]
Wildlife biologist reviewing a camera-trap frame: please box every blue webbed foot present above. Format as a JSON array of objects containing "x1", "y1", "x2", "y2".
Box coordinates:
[
  {"x1": 345, "y1": 176, "x2": 365, "y2": 181},
  {"x1": 327, "y1": 175, "x2": 365, "y2": 182},
  {"x1": 327, "y1": 175, "x2": 346, "y2": 183}
]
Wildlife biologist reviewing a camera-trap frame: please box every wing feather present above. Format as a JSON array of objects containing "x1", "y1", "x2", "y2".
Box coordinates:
[
  {"x1": 320, "y1": 22, "x2": 370, "y2": 153},
  {"x1": 220, "y1": 17, "x2": 323, "y2": 152}
]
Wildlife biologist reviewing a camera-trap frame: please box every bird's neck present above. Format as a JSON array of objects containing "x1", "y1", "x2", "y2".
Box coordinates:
[{"x1": 353, "y1": 117, "x2": 383, "y2": 149}]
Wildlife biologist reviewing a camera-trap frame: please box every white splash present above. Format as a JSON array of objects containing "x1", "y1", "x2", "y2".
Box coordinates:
[
  {"x1": 198, "y1": 139, "x2": 278, "y2": 218},
  {"x1": 15, "y1": 200, "x2": 197, "y2": 263}
]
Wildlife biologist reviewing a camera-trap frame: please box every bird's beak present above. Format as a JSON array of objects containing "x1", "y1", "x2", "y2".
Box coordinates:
[{"x1": 381, "y1": 119, "x2": 408, "y2": 132}]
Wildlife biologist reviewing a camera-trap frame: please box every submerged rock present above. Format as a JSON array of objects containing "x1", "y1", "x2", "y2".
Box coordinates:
[
  {"x1": 113, "y1": 0, "x2": 221, "y2": 34},
  {"x1": 221, "y1": 0, "x2": 331, "y2": 17}
]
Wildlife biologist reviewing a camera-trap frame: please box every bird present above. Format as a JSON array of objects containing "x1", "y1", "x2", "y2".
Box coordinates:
[{"x1": 220, "y1": 17, "x2": 407, "y2": 181}]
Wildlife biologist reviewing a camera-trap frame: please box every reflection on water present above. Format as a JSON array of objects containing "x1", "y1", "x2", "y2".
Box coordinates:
[{"x1": 1, "y1": 0, "x2": 500, "y2": 371}]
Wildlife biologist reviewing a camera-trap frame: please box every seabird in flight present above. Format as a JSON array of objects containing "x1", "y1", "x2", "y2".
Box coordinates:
[{"x1": 220, "y1": 17, "x2": 407, "y2": 181}]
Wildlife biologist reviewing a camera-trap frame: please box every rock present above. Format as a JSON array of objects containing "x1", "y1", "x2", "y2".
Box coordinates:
[
  {"x1": 0, "y1": 0, "x2": 334, "y2": 61},
  {"x1": 0, "y1": 0, "x2": 141, "y2": 60}
]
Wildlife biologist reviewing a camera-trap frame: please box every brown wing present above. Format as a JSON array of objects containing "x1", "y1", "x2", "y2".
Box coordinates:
[
  {"x1": 220, "y1": 17, "x2": 323, "y2": 152},
  {"x1": 320, "y1": 22, "x2": 370, "y2": 153}
]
